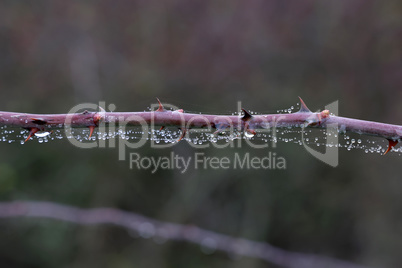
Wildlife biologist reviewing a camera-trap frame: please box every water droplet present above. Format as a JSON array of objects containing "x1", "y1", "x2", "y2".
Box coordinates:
[
  {"x1": 35, "y1": 131, "x2": 51, "y2": 138},
  {"x1": 244, "y1": 131, "x2": 255, "y2": 138}
]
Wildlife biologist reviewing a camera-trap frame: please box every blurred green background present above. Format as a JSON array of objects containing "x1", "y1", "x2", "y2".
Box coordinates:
[{"x1": 0, "y1": 0, "x2": 401, "y2": 267}]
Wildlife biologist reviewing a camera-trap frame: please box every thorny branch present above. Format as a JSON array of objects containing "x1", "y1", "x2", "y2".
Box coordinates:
[
  {"x1": 0, "y1": 97, "x2": 401, "y2": 154},
  {"x1": 0, "y1": 201, "x2": 369, "y2": 268}
]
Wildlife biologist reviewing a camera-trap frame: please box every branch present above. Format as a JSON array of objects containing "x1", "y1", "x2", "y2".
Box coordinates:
[
  {"x1": 0, "y1": 201, "x2": 369, "y2": 268},
  {"x1": 0, "y1": 97, "x2": 401, "y2": 154}
]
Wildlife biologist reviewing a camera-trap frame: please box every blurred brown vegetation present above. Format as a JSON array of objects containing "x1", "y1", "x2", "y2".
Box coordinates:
[{"x1": 0, "y1": 0, "x2": 401, "y2": 267}]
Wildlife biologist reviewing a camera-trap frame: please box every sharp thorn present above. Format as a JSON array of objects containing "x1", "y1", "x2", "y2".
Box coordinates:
[
  {"x1": 384, "y1": 139, "x2": 398, "y2": 155},
  {"x1": 246, "y1": 129, "x2": 256, "y2": 135},
  {"x1": 24, "y1": 135, "x2": 32, "y2": 143},
  {"x1": 298, "y1": 97, "x2": 312, "y2": 113},
  {"x1": 24, "y1": 128, "x2": 39, "y2": 142},
  {"x1": 156, "y1": 98, "x2": 165, "y2": 112},
  {"x1": 98, "y1": 106, "x2": 106, "y2": 113},
  {"x1": 89, "y1": 126, "x2": 95, "y2": 138},
  {"x1": 159, "y1": 126, "x2": 165, "y2": 131},
  {"x1": 213, "y1": 125, "x2": 230, "y2": 136},
  {"x1": 178, "y1": 128, "x2": 187, "y2": 142},
  {"x1": 241, "y1": 108, "x2": 253, "y2": 121}
]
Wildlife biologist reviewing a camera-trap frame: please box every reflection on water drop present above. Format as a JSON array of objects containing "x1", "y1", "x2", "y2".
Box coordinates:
[
  {"x1": 244, "y1": 131, "x2": 255, "y2": 139},
  {"x1": 34, "y1": 131, "x2": 52, "y2": 138}
]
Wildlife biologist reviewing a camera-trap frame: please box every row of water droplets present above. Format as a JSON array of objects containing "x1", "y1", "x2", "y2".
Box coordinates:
[
  {"x1": 0, "y1": 125, "x2": 60, "y2": 144},
  {"x1": 0, "y1": 125, "x2": 394, "y2": 155}
]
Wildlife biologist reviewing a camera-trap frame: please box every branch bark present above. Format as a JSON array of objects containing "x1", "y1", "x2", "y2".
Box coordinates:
[
  {"x1": 0, "y1": 201, "x2": 369, "y2": 268},
  {"x1": 0, "y1": 98, "x2": 400, "y2": 153}
]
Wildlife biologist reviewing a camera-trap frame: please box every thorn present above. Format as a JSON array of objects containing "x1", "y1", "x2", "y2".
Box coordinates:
[
  {"x1": 298, "y1": 97, "x2": 311, "y2": 113},
  {"x1": 30, "y1": 118, "x2": 48, "y2": 125},
  {"x1": 98, "y1": 106, "x2": 106, "y2": 113},
  {"x1": 24, "y1": 128, "x2": 39, "y2": 142},
  {"x1": 178, "y1": 128, "x2": 187, "y2": 142},
  {"x1": 89, "y1": 126, "x2": 95, "y2": 138},
  {"x1": 246, "y1": 129, "x2": 256, "y2": 135},
  {"x1": 241, "y1": 108, "x2": 253, "y2": 121},
  {"x1": 159, "y1": 126, "x2": 165, "y2": 131},
  {"x1": 384, "y1": 139, "x2": 398, "y2": 155},
  {"x1": 156, "y1": 98, "x2": 165, "y2": 112},
  {"x1": 213, "y1": 125, "x2": 230, "y2": 136}
]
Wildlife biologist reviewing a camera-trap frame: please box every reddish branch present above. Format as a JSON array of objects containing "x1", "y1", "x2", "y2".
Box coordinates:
[
  {"x1": 0, "y1": 98, "x2": 401, "y2": 154},
  {"x1": 0, "y1": 201, "x2": 369, "y2": 268}
]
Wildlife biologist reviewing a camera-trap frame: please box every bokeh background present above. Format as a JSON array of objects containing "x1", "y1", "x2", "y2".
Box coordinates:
[{"x1": 0, "y1": 0, "x2": 401, "y2": 267}]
